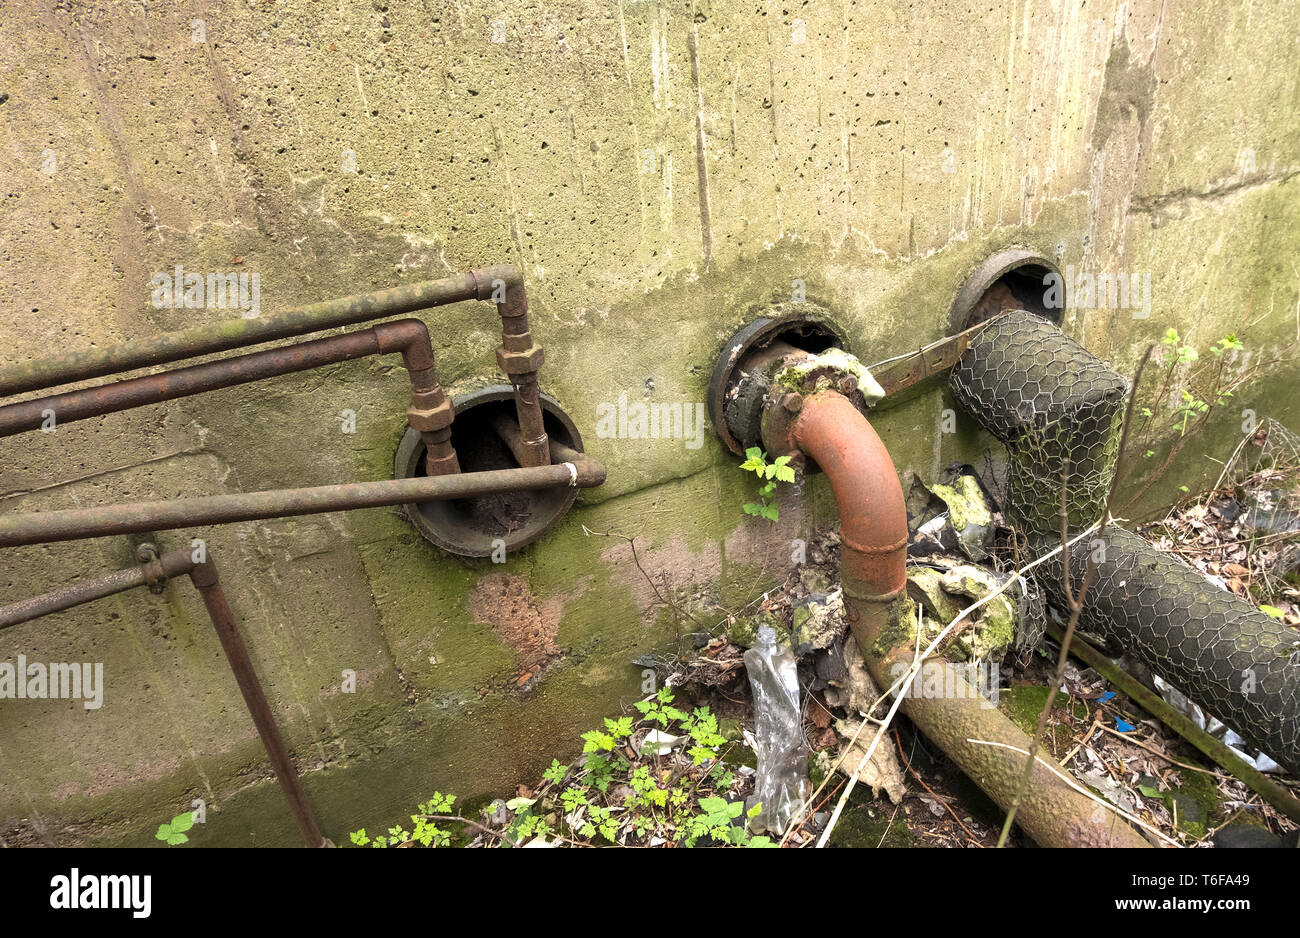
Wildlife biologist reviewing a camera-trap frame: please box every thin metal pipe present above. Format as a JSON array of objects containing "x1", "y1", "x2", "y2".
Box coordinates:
[
  {"x1": 0, "y1": 550, "x2": 197, "y2": 628},
  {"x1": 0, "y1": 319, "x2": 461, "y2": 477},
  {"x1": 0, "y1": 265, "x2": 543, "y2": 470},
  {"x1": 1045, "y1": 621, "x2": 1300, "y2": 826},
  {"x1": 0, "y1": 461, "x2": 605, "y2": 547},
  {"x1": 0, "y1": 323, "x2": 385, "y2": 435},
  {"x1": 188, "y1": 556, "x2": 325, "y2": 847},
  {"x1": 0, "y1": 268, "x2": 507, "y2": 397},
  {"x1": 0, "y1": 546, "x2": 326, "y2": 846}
]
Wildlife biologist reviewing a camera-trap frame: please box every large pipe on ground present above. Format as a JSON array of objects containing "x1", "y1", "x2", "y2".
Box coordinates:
[{"x1": 950, "y1": 311, "x2": 1299, "y2": 776}]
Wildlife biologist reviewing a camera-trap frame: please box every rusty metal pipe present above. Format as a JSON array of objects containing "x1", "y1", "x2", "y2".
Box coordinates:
[
  {"x1": 0, "y1": 546, "x2": 326, "y2": 846},
  {"x1": 0, "y1": 548, "x2": 198, "y2": 628},
  {"x1": 780, "y1": 390, "x2": 1150, "y2": 848},
  {"x1": 0, "y1": 319, "x2": 459, "y2": 477},
  {"x1": 0, "y1": 461, "x2": 605, "y2": 547},
  {"x1": 0, "y1": 321, "x2": 422, "y2": 431},
  {"x1": 474, "y1": 268, "x2": 550, "y2": 467},
  {"x1": 0, "y1": 270, "x2": 492, "y2": 397},
  {"x1": 188, "y1": 556, "x2": 326, "y2": 847},
  {"x1": 0, "y1": 267, "x2": 543, "y2": 471}
]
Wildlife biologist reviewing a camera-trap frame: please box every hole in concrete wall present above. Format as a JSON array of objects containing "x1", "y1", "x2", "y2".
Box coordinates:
[
  {"x1": 393, "y1": 386, "x2": 582, "y2": 557},
  {"x1": 949, "y1": 248, "x2": 1065, "y2": 333},
  {"x1": 708, "y1": 307, "x2": 847, "y2": 455}
]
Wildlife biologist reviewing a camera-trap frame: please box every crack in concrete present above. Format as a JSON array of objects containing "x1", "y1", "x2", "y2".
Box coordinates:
[{"x1": 1130, "y1": 168, "x2": 1299, "y2": 215}]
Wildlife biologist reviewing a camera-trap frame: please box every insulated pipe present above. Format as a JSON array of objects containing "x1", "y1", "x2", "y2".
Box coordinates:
[
  {"x1": 950, "y1": 311, "x2": 1300, "y2": 776},
  {"x1": 0, "y1": 461, "x2": 605, "y2": 547},
  {"x1": 783, "y1": 390, "x2": 1150, "y2": 848},
  {"x1": 0, "y1": 546, "x2": 326, "y2": 847},
  {"x1": 0, "y1": 319, "x2": 460, "y2": 476}
]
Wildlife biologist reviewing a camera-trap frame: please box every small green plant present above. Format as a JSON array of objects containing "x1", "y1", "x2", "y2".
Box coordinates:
[
  {"x1": 1120, "y1": 329, "x2": 1278, "y2": 514},
  {"x1": 633, "y1": 686, "x2": 687, "y2": 728},
  {"x1": 155, "y1": 809, "x2": 197, "y2": 846},
  {"x1": 350, "y1": 791, "x2": 456, "y2": 847},
  {"x1": 740, "y1": 447, "x2": 796, "y2": 521},
  {"x1": 346, "y1": 687, "x2": 770, "y2": 848}
]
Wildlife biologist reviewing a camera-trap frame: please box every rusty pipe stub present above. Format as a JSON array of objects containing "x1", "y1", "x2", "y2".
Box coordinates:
[{"x1": 707, "y1": 306, "x2": 847, "y2": 455}]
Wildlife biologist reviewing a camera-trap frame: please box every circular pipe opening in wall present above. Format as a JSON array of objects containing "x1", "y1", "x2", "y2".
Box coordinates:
[
  {"x1": 948, "y1": 248, "x2": 1065, "y2": 334},
  {"x1": 708, "y1": 304, "x2": 847, "y2": 456},
  {"x1": 393, "y1": 385, "x2": 583, "y2": 557}
]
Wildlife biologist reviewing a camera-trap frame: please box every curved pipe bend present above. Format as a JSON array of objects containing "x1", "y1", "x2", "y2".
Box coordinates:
[{"x1": 782, "y1": 389, "x2": 1150, "y2": 848}]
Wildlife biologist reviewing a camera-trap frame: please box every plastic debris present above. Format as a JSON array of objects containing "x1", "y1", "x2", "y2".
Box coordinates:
[
  {"x1": 641, "y1": 729, "x2": 685, "y2": 755},
  {"x1": 905, "y1": 464, "x2": 998, "y2": 561},
  {"x1": 743, "y1": 626, "x2": 810, "y2": 833},
  {"x1": 1152, "y1": 673, "x2": 1282, "y2": 773}
]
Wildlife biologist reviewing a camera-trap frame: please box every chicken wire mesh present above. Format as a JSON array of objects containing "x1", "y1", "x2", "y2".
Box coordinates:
[
  {"x1": 1043, "y1": 527, "x2": 1300, "y2": 774},
  {"x1": 949, "y1": 308, "x2": 1300, "y2": 775},
  {"x1": 948, "y1": 310, "x2": 1129, "y2": 538},
  {"x1": 1232, "y1": 416, "x2": 1300, "y2": 480}
]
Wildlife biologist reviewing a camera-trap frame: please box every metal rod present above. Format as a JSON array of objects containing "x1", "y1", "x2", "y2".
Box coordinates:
[
  {"x1": 0, "y1": 546, "x2": 328, "y2": 846},
  {"x1": 189, "y1": 557, "x2": 326, "y2": 847},
  {"x1": 0, "y1": 549, "x2": 197, "y2": 628},
  {"x1": 0, "y1": 462, "x2": 606, "y2": 547},
  {"x1": 0, "y1": 269, "x2": 512, "y2": 397}
]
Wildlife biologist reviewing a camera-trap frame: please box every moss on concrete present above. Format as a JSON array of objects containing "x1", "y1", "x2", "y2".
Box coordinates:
[{"x1": 3, "y1": 0, "x2": 1299, "y2": 845}]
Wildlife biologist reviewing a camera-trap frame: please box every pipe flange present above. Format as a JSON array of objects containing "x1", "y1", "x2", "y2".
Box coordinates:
[
  {"x1": 708, "y1": 305, "x2": 846, "y2": 455},
  {"x1": 394, "y1": 385, "x2": 583, "y2": 558},
  {"x1": 948, "y1": 247, "x2": 1065, "y2": 333}
]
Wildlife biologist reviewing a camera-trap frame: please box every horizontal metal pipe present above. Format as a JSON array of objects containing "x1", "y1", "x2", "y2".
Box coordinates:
[
  {"x1": 0, "y1": 462, "x2": 606, "y2": 547},
  {"x1": 0, "y1": 548, "x2": 197, "y2": 628},
  {"x1": 0, "y1": 327, "x2": 382, "y2": 437},
  {"x1": 0, "y1": 266, "x2": 520, "y2": 398}
]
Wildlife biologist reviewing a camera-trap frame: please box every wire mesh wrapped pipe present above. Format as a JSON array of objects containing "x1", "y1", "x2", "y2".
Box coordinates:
[{"x1": 950, "y1": 310, "x2": 1300, "y2": 776}]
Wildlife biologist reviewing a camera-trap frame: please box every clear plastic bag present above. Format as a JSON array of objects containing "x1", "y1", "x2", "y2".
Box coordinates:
[{"x1": 743, "y1": 626, "x2": 809, "y2": 833}]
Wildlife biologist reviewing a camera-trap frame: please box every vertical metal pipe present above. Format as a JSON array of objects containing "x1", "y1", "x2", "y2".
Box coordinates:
[
  {"x1": 188, "y1": 558, "x2": 326, "y2": 848},
  {"x1": 473, "y1": 268, "x2": 550, "y2": 467}
]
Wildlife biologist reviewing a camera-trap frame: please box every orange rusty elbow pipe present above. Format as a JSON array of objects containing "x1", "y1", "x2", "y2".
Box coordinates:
[
  {"x1": 788, "y1": 390, "x2": 908, "y2": 608},
  {"x1": 777, "y1": 389, "x2": 1149, "y2": 847}
]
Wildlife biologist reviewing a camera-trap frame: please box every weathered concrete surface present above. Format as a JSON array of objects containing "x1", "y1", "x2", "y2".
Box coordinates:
[{"x1": 0, "y1": 1, "x2": 1297, "y2": 844}]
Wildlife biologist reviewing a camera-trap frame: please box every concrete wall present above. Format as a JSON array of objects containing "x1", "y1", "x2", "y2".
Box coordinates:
[{"x1": 1, "y1": 0, "x2": 1296, "y2": 845}]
